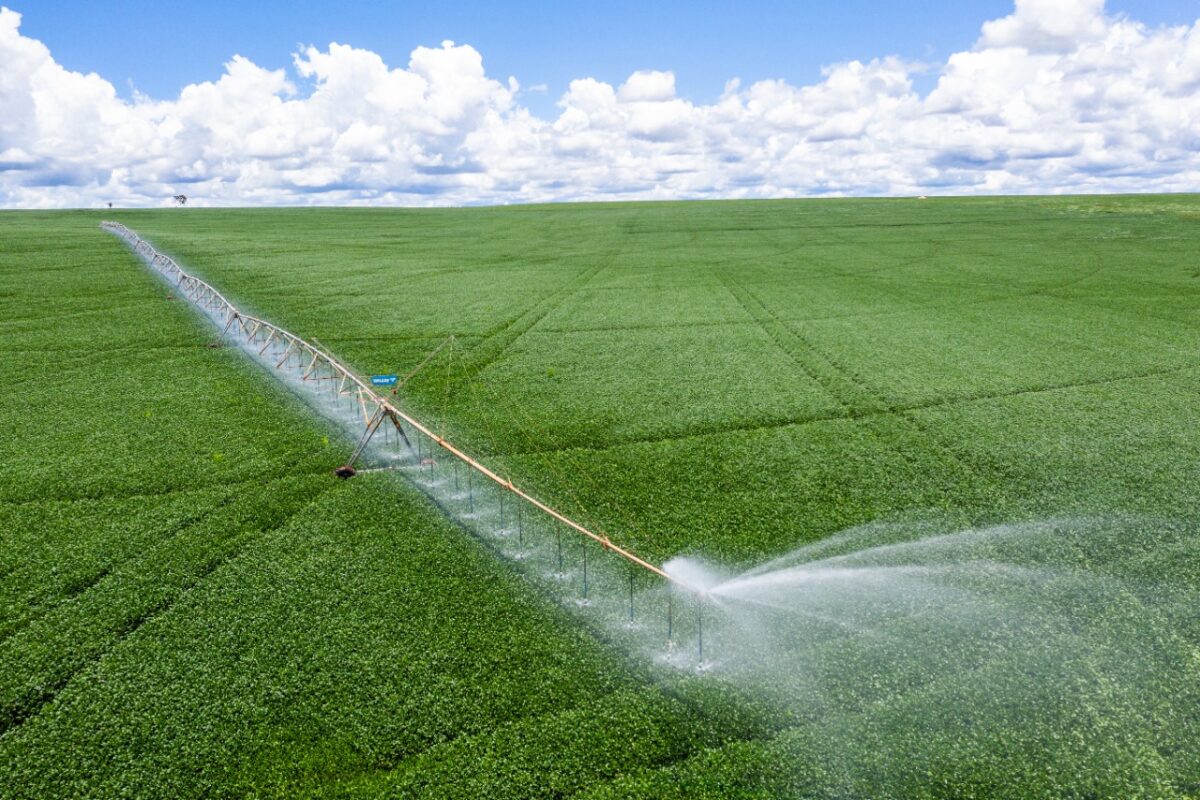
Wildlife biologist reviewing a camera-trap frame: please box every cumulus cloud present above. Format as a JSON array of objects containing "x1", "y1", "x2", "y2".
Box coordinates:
[
  {"x1": 0, "y1": 1, "x2": 1198, "y2": 207},
  {"x1": 979, "y1": 0, "x2": 1109, "y2": 52}
]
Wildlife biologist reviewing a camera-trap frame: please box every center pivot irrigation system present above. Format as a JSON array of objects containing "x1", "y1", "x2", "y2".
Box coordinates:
[{"x1": 101, "y1": 222, "x2": 714, "y2": 664}]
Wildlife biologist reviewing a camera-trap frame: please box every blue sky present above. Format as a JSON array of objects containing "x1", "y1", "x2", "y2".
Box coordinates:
[
  {"x1": 3, "y1": 0, "x2": 1200, "y2": 206},
  {"x1": 13, "y1": 0, "x2": 1199, "y2": 115}
]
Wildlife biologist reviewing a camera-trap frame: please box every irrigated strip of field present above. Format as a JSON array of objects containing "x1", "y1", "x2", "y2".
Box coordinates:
[
  {"x1": 103, "y1": 219, "x2": 681, "y2": 590},
  {"x1": 0, "y1": 212, "x2": 760, "y2": 799}
]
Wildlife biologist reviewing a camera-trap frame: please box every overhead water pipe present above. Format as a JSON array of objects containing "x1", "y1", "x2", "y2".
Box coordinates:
[{"x1": 101, "y1": 221, "x2": 697, "y2": 593}]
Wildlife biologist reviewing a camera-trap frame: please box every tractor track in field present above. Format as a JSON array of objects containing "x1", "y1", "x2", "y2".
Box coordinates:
[
  {"x1": 500, "y1": 358, "x2": 1200, "y2": 460},
  {"x1": 0, "y1": 484, "x2": 246, "y2": 647},
  {"x1": 443, "y1": 220, "x2": 634, "y2": 389},
  {"x1": 458, "y1": 261, "x2": 607, "y2": 379},
  {"x1": 0, "y1": 467, "x2": 333, "y2": 510},
  {"x1": 0, "y1": 482, "x2": 334, "y2": 740},
  {"x1": 533, "y1": 319, "x2": 757, "y2": 335},
  {"x1": 0, "y1": 301, "x2": 154, "y2": 327},
  {"x1": 1048, "y1": 289, "x2": 1200, "y2": 336},
  {"x1": 722, "y1": 272, "x2": 1020, "y2": 504},
  {"x1": 567, "y1": 268, "x2": 1196, "y2": 520},
  {"x1": 396, "y1": 213, "x2": 635, "y2": 459}
]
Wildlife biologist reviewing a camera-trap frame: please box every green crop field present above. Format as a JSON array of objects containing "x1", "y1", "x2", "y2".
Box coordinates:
[{"x1": 3, "y1": 196, "x2": 1200, "y2": 798}]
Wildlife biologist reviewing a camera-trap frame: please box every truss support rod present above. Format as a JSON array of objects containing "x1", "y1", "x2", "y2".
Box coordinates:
[
  {"x1": 386, "y1": 410, "x2": 415, "y2": 454},
  {"x1": 399, "y1": 334, "x2": 457, "y2": 387},
  {"x1": 219, "y1": 312, "x2": 239, "y2": 341},
  {"x1": 274, "y1": 339, "x2": 296, "y2": 369},
  {"x1": 301, "y1": 351, "x2": 321, "y2": 380},
  {"x1": 346, "y1": 406, "x2": 387, "y2": 468},
  {"x1": 257, "y1": 329, "x2": 277, "y2": 356}
]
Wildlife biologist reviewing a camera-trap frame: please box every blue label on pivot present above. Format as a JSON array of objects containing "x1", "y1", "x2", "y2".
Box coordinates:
[{"x1": 371, "y1": 374, "x2": 399, "y2": 387}]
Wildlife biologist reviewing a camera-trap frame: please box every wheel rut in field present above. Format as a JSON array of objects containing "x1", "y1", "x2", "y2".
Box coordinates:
[
  {"x1": 443, "y1": 224, "x2": 631, "y2": 390},
  {"x1": 0, "y1": 477, "x2": 332, "y2": 739},
  {"x1": 501, "y1": 359, "x2": 1200, "y2": 459},
  {"x1": 719, "y1": 270, "x2": 1020, "y2": 510}
]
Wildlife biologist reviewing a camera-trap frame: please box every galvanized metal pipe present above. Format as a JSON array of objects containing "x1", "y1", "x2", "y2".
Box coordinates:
[{"x1": 102, "y1": 221, "x2": 693, "y2": 592}]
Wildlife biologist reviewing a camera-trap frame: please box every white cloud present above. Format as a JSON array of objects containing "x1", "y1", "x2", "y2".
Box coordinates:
[
  {"x1": 979, "y1": 0, "x2": 1108, "y2": 53},
  {"x1": 1, "y1": 1, "x2": 1199, "y2": 207},
  {"x1": 618, "y1": 70, "x2": 677, "y2": 102}
]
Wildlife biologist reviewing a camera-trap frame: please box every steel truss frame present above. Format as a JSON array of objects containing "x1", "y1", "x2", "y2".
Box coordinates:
[{"x1": 102, "y1": 221, "x2": 682, "y2": 589}]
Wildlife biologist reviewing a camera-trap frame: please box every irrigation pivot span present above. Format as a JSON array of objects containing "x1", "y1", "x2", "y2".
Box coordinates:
[{"x1": 101, "y1": 221, "x2": 684, "y2": 592}]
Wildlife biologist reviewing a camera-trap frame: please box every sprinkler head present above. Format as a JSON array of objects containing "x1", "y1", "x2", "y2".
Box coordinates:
[{"x1": 334, "y1": 465, "x2": 357, "y2": 479}]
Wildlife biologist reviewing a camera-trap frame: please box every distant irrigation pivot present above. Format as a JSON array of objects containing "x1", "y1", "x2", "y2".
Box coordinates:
[{"x1": 100, "y1": 221, "x2": 712, "y2": 660}]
